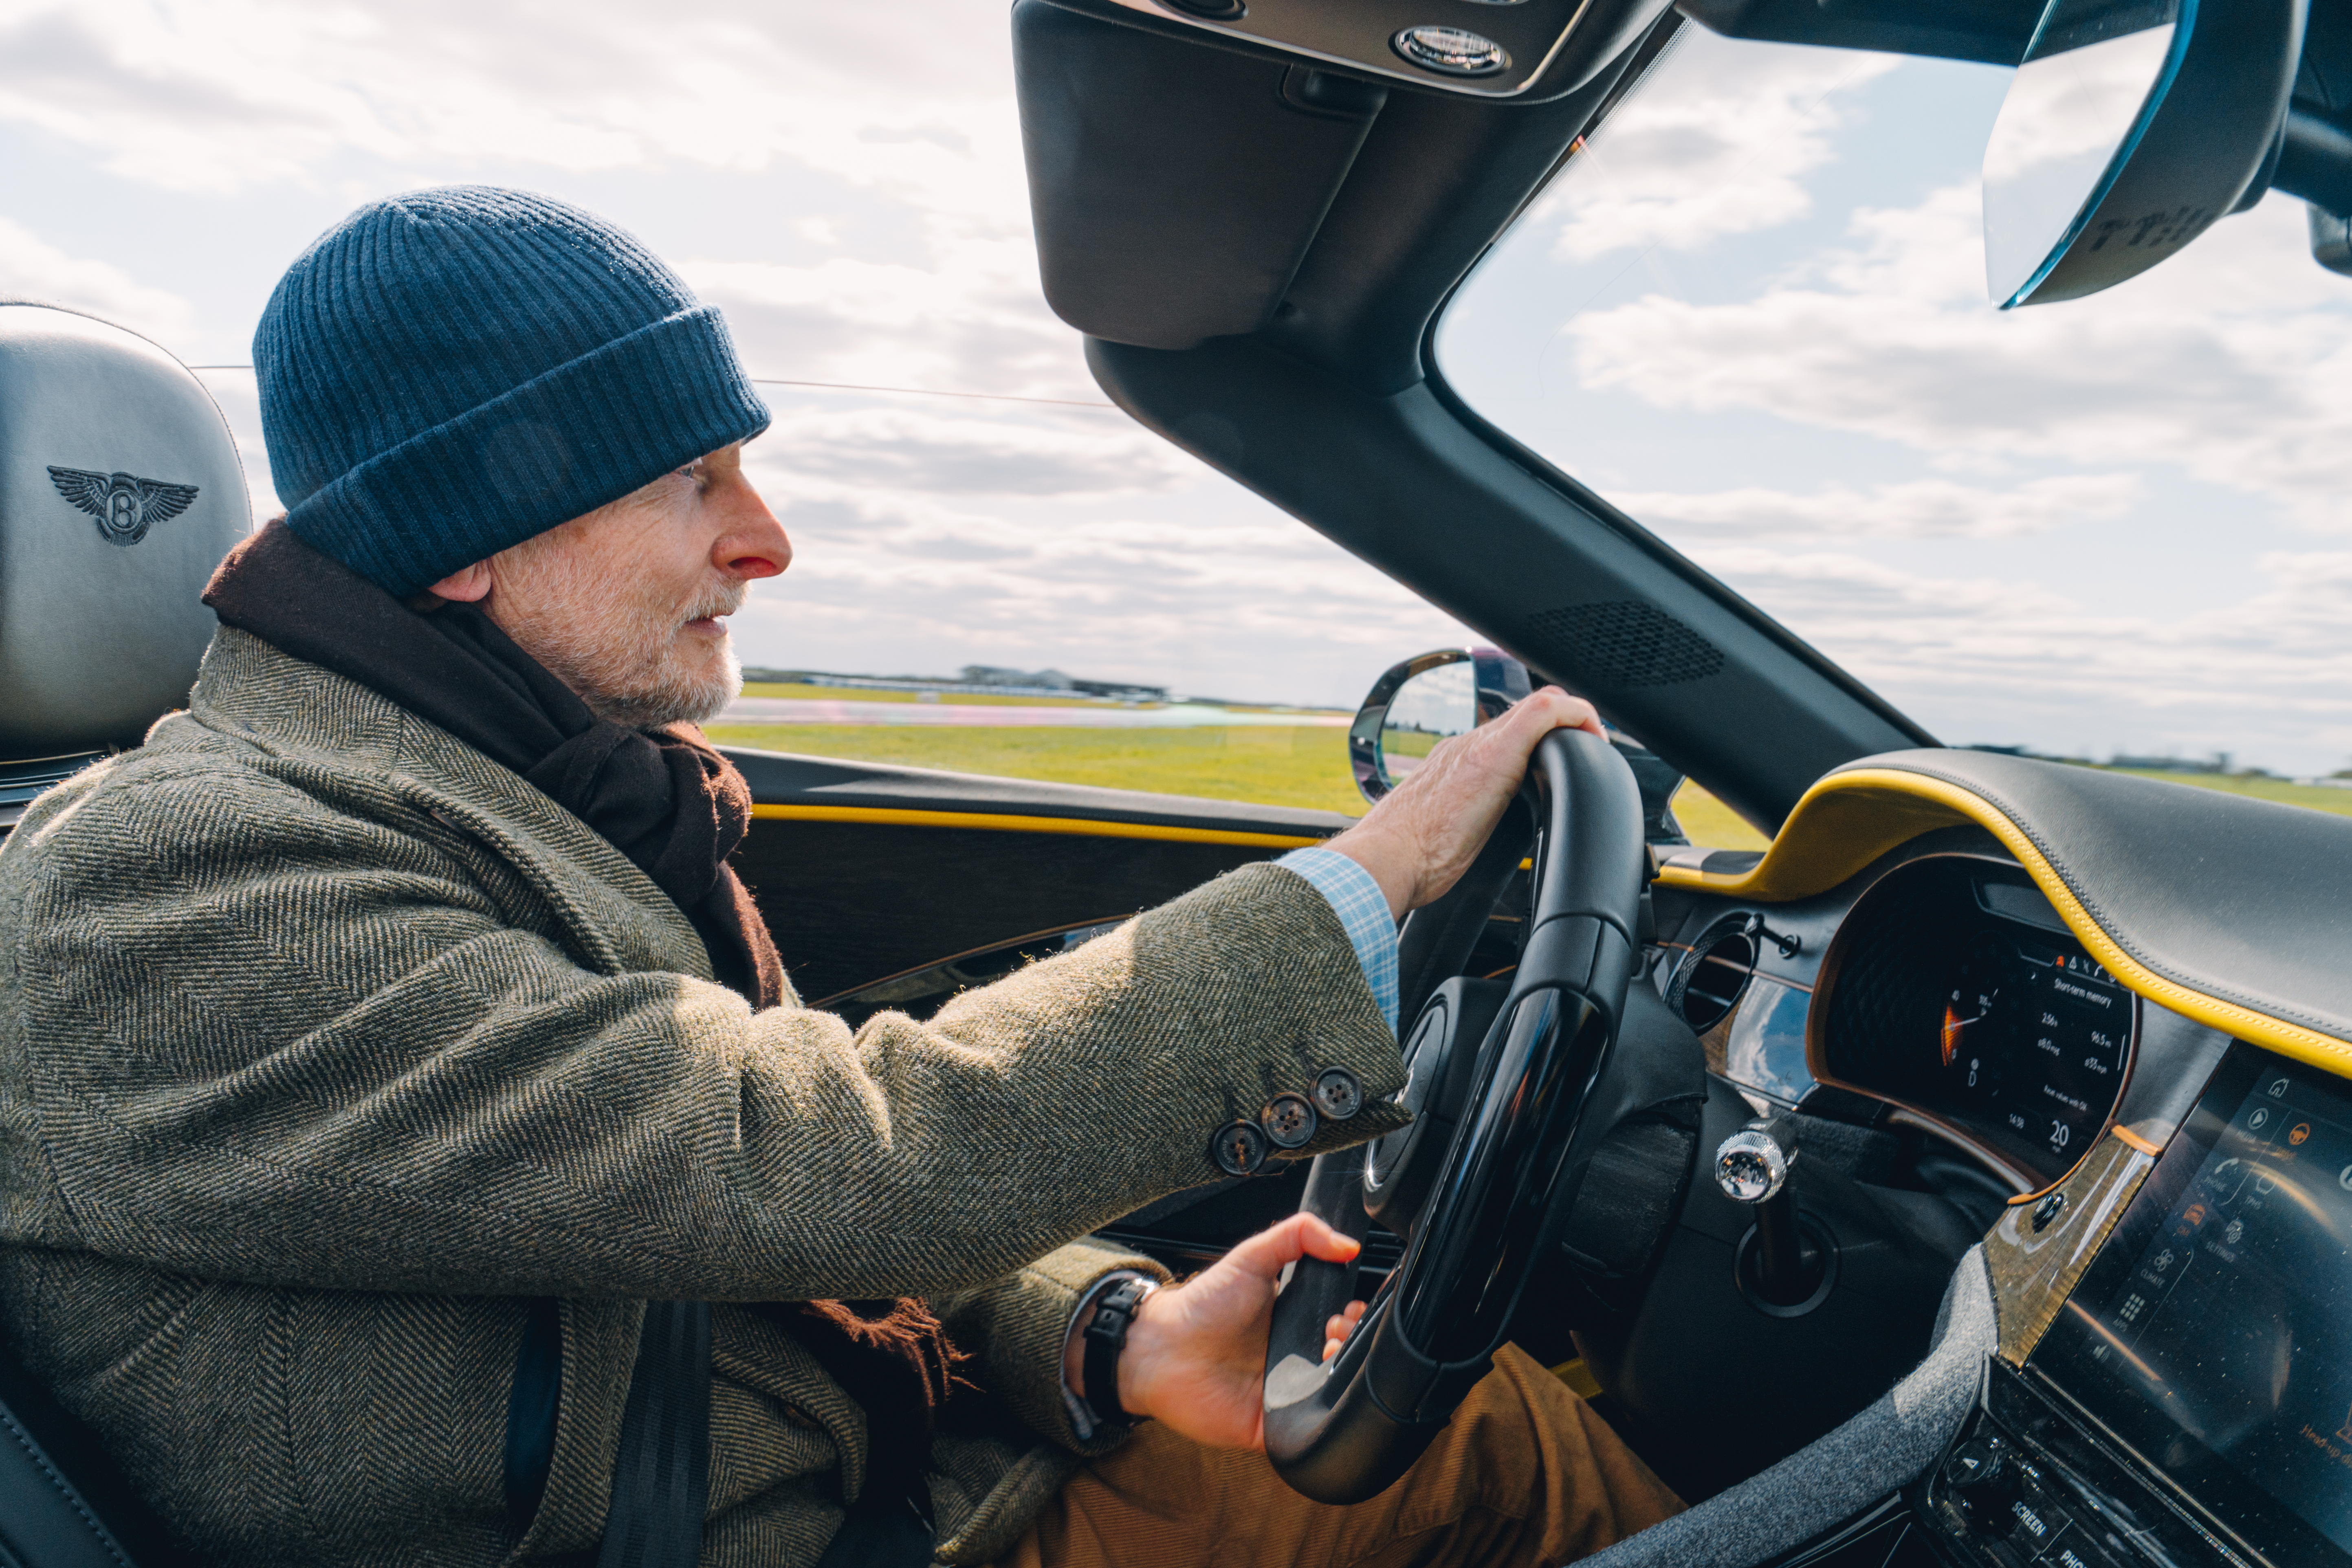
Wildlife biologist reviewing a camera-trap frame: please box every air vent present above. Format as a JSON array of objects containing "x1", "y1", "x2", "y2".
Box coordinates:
[
  {"x1": 1523, "y1": 601, "x2": 1726, "y2": 688},
  {"x1": 1666, "y1": 917, "x2": 1758, "y2": 1032}
]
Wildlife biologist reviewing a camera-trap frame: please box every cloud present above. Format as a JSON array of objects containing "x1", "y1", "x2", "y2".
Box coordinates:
[
  {"x1": 0, "y1": 3, "x2": 1101, "y2": 398},
  {"x1": 1534, "y1": 39, "x2": 1898, "y2": 259},
  {"x1": 731, "y1": 423, "x2": 1474, "y2": 705},
  {"x1": 1568, "y1": 185, "x2": 2352, "y2": 528},
  {"x1": 1613, "y1": 472, "x2": 2141, "y2": 539},
  {"x1": 1694, "y1": 545, "x2": 2352, "y2": 766},
  {"x1": 756, "y1": 405, "x2": 1192, "y2": 497},
  {"x1": 688, "y1": 248, "x2": 1091, "y2": 402},
  {"x1": 0, "y1": 1, "x2": 1025, "y2": 197},
  {"x1": 189, "y1": 367, "x2": 277, "y2": 519},
  {"x1": 0, "y1": 0, "x2": 1485, "y2": 714},
  {"x1": 0, "y1": 215, "x2": 192, "y2": 342}
]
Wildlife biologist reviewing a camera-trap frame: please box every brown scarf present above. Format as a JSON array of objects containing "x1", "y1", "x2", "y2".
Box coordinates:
[{"x1": 205, "y1": 521, "x2": 962, "y2": 1487}]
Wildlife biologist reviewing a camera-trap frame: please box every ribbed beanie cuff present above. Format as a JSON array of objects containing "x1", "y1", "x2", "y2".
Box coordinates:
[{"x1": 283, "y1": 305, "x2": 768, "y2": 597}]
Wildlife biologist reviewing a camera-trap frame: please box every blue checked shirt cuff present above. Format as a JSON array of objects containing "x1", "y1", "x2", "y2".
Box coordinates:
[{"x1": 1276, "y1": 846, "x2": 1399, "y2": 1036}]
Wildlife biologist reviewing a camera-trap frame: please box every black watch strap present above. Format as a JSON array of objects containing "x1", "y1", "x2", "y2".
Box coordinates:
[{"x1": 1080, "y1": 1276, "x2": 1154, "y2": 1430}]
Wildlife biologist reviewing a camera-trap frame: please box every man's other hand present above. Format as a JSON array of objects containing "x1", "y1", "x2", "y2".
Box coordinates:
[
  {"x1": 1327, "y1": 687, "x2": 1604, "y2": 921},
  {"x1": 1073, "y1": 1213, "x2": 1366, "y2": 1451}
]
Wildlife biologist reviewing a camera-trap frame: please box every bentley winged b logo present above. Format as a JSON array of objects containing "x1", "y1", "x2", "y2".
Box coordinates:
[{"x1": 47, "y1": 465, "x2": 201, "y2": 547}]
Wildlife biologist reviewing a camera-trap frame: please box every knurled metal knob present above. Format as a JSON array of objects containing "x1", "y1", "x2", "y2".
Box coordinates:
[{"x1": 1715, "y1": 1127, "x2": 1791, "y2": 1204}]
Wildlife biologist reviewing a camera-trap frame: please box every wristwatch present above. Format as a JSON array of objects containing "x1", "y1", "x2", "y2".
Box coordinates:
[{"x1": 1080, "y1": 1275, "x2": 1158, "y2": 1430}]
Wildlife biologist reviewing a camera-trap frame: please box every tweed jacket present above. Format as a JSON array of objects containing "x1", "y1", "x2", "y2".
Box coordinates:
[{"x1": 0, "y1": 629, "x2": 1407, "y2": 1568}]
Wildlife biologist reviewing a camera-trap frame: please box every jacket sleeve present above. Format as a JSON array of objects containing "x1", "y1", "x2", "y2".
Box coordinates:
[
  {"x1": 933, "y1": 1237, "x2": 1173, "y2": 1458},
  {"x1": 0, "y1": 754, "x2": 1406, "y2": 1302}
]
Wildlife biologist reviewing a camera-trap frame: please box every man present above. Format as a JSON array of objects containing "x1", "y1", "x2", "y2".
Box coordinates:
[{"x1": 0, "y1": 187, "x2": 1678, "y2": 1568}]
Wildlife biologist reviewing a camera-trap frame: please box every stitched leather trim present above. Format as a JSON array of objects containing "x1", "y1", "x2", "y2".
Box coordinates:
[{"x1": 1656, "y1": 767, "x2": 2352, "y2": 1080}]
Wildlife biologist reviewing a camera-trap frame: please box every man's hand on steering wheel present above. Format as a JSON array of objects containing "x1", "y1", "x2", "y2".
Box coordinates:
[
  {"x1": 1065, "y1": 688, "x2": 1605, "y2": 1454},
  {"x1": 1066, "y1": 1214, "x2": 1371, "y2": 1451},
  {"x1": 1324, "y1": 688, "x2": 1604, "y2": 921}
]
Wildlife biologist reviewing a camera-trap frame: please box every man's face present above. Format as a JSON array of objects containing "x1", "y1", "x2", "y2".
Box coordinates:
[{"x1": 451, "y1": 443, "x2": 791, "y2": 728}]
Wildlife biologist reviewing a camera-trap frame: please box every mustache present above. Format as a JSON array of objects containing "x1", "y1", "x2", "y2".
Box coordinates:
[{"x1": 678, "y1": 583, "x2": 747, "y2": 625}]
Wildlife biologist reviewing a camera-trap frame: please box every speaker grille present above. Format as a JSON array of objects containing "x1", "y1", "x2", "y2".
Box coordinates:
[{"x1": 1523, "y1": 600, "x2": 1725, "y2": 688}]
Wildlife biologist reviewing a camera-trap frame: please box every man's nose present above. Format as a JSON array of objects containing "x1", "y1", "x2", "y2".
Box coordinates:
[{"x1": 712, "y1": 472, "x2": 792, "y2": 580}]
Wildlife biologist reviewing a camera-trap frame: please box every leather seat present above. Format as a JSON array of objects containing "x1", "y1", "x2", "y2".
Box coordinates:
[{"x1": 0, "y1": 300, "x2": 250, "y2": 1565}]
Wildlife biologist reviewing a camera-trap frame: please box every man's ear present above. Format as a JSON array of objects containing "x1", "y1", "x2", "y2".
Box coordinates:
[{"x1": 429, "y1": 561, "x2": 493, "y2": 602}]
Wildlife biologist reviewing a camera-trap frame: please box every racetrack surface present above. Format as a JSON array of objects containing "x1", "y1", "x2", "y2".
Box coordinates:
[{"x1": 722, "y1": 697, "x2": 1349, "y2": 728}]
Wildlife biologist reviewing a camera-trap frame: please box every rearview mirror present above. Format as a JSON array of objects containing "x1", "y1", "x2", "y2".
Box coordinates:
[{"x1": 1982, "y1": 0, "x2": 2305, "y2": 306}]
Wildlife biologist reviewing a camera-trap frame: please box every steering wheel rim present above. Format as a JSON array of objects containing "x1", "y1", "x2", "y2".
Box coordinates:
[{"x1": 1263, "y1": 726, "x2": 1648, "y2": 1504}]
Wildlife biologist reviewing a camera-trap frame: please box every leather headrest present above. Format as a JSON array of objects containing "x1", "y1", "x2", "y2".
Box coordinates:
[{"x1": 0, "y1": 303, "x2": 249, "y2": 757}]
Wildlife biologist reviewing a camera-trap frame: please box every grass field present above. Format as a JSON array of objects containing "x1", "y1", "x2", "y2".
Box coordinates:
[
  {"x1": 2109, "y1": 770, "x2": 2352, "y2": 818},
  {"x1": 706, "y1": 722, "x2": 1364, "y2": 813},
  {"x1": 709, "y1": 725, "x2": 2352, "y2": 851},
  {"x1": 737, "y1": 682, "x2": 1350, "y2": 716},
  {"x1": 739, "y1": 682, "x2": 1135, "y2": 708},
  {"x1": 706, "y1": 720, "x2": 1771, "y2": 838}
]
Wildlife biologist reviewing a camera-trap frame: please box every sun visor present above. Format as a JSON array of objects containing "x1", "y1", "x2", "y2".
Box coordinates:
[
  {"x1": 0, "y1": 303, "x2": 251, "y2": 756},
  {"x1": 1014, "y1": 2, "x2": 1389, "y2": 350}
]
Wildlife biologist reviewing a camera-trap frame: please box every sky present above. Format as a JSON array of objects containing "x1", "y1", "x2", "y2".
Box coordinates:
[
  {"x1": 0, "y1": 0, "x2": 1474, "y2": 710},
  {"x1": 2, "y1": 3, "x2": 2347, "y2": 768},
  {"x1": 1439, "y1": 29, "x2": 2352, "y2": 774}
]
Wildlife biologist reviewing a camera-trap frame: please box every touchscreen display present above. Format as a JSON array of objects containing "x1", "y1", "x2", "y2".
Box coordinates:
[{"x1": 2035, "y1": 1047, "x2": 2352, "y2": 1566}]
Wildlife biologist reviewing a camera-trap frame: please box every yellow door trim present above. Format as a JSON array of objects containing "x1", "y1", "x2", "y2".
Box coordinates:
[
  {"x1": 1657, "y1": 768, "x2": 2352, "y2": 1080},
  {"x1": 748, "y1": 802, "x2": 1329, "y2": 850}
]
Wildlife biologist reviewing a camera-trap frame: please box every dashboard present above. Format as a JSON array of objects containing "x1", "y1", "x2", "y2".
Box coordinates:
[
  {"x1": 1659, "y1": 847, "x2": 2146, "y2": 1192},
  {"x1": 2028, "y1": 1047, "x2": 2352, "y2": 1565},
  {"x1": 1648, "y1": 802, "x2": 2352, "y2": 1567}
]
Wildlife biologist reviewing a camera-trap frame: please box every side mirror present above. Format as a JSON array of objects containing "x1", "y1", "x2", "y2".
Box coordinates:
[
  {"x1": 1982, "y1": 0, "x2": 2306, "y2": 307},
  {"x1": 1347, "y1": 649, "x2": 1692, "y2": 842},
  {"x1": 1349, "y1": 648, "x2": 1528, "y2": 805}
]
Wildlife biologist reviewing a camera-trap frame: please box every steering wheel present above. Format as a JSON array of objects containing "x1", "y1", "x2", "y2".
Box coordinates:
[{"x1": 1263, "y1": 726, "x2": 1648, "y2": 1503}]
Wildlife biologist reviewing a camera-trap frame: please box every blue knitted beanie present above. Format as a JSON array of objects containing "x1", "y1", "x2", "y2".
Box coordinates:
[{"x1": 254, "y1": 185, "x2": 771, "y2": 596}]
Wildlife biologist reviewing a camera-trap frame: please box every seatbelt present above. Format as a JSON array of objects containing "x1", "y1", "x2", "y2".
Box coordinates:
[
  {"x1": 588, "y1": 1296, "x2": 934, "y2": 1568},
  {"x1": 596, "y1": 1300, "x2": 713, "y2": 1568}
]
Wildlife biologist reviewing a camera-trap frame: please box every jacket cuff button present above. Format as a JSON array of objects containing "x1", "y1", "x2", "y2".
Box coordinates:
[
  {"x1": 1313, "y1": 1067, "x2": 1364, "y2": 1121},
  {"x1": 1210, "y1": 1120, "x2": 1270, "y2": 1177},
  {"x1": 1260, "y1": 1093, "x2": 1320, "y2": 1149}
]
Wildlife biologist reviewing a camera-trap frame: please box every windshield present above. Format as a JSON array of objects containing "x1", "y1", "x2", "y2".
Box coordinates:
[
  {"x1": 0, "y1": 3, "x2": 1486, "y2": 817},
  {"x1": 1437, "y1": 25, "x2": 2352, "y2": 800}
]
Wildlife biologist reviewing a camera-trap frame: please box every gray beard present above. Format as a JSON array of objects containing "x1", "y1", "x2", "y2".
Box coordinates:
[{"x1": 579, "y1": 641, "x2": 744, "y2": 729}]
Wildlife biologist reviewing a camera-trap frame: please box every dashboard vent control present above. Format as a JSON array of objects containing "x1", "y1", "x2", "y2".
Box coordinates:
[{"x1": 1665, "y1": 916, "x2": 1758, "y2": 1032}]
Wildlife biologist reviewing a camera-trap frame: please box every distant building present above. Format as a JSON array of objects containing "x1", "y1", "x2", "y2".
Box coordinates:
[
  {"x1": 961, "y1": 665, "x2": 1170, "y2": 702},
  {"x1": 1070, "y1": 678, "x2": 1171, "y2": 703},
  {"x1": 963, "y1": 664, "x2": 1076, "y2": 691}
]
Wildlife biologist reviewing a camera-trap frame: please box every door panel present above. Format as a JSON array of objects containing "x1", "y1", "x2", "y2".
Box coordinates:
[{"x1": 724, "y1": 747, "x2": 1353, "y2": 1007}]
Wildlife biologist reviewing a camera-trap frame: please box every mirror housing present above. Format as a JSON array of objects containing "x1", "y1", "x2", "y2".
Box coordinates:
[
  {"x1": 1349, "y1": 647, "x2": 1692, "y2": 843},
  {"x1": 1982, "y1": 0, "x2": 2306, "y2": 307},
  {"x1": 1349, "y1": 647, "x2": 1528, "y2": 805}
]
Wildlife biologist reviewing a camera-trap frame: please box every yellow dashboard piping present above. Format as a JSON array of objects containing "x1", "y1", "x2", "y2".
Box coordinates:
[
  {"x1": 749, "y1": 803, "x2": 1328, "y2": 851},
  {"x1": 1657, "y1": 768, "x2": 2352, "y2": 1081}
]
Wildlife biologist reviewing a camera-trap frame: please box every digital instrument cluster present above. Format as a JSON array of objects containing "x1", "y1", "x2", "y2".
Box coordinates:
[
  {"x1": 1940, "y1": 930, "x2": 2131, "y2": 1166},
  {"x1": 1816, "y1": 857, "x2": 2138, "y2": 1185}
]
